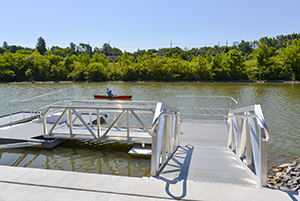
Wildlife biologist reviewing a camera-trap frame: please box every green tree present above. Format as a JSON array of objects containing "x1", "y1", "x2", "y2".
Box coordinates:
[
  {"x1": 222, "y1": 49, "x2": 247, "y2": 80},
  {"x1": 36, "y1": 37, "x2": 47, "y2": 55},
  {"x1": 101, "y1": 43, "x2": 113, "y2": 56},
  {"x1": 78, "y1": 43, "x2": 93, "y2": 57},
  {"x1": 238, "y1": 40, "x2": 253, "y2": 55},
  {"x1": 69, "y1": 42, "x2": 76, "y2": 55},
  {"x1": 280, "y1": 39, "x2": 300, "y2": 80},
  {"x1": 253, "y1": 42, "x2": 277, "y2": 80},
  {"x1": 0, "y1": 47, "x2": 7, "y2": 54}
]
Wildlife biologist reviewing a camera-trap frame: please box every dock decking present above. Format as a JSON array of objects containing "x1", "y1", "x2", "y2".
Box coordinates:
[
  {"x1": 160, "y1": 119, "x2": 257, "y2": 186},
  {"x1": 0, "y1": 112, "x2": 36, "y2": 128},
  {"x1": 0, "y1": 119, "x2": 297, "y2": 200}
]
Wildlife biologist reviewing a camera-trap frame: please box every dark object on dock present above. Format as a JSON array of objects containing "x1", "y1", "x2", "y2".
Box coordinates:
[{"x1": 91, "y1": 114, "x2": 108, "y2": 125}]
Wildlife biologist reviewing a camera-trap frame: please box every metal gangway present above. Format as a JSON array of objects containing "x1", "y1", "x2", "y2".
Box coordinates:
[
  {"x1": 171, "y1": 96, "x2": 270, "y2": 186},
  {"x1": 41, "y1": 100, "x2": 182, "y2": 176}
]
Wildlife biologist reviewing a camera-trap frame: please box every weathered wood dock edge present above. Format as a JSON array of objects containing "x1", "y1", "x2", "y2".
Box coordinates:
[{"x1": 0, "y1": 120, "x2": 298, "y2": 200}]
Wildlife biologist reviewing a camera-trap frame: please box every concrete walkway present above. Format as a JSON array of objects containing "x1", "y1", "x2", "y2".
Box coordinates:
[{"x1": 0, "y1": 165, "x2": 298, "y2": 201}]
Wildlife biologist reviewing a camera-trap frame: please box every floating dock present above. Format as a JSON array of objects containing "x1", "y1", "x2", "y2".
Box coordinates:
[
  {"x1": 0, "y1": 119, "x2": 297, "y2": 200},
  {"x1": 0, "y1": 94, "x2": 298, "y2": 200}
]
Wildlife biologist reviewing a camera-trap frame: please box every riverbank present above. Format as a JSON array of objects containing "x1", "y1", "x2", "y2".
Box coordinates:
[
  {"x1": 1, "y1": 80, "x2": 300, "y2": 84},
  {"x1": 268, "y1": 157, "x2": 300, "y2": 191}
]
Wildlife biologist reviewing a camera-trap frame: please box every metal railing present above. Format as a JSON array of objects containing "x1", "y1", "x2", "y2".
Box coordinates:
[
  {"x1": 41, "y1": 100, "x2": 181, "y2": 176},
  {"x1": 8, "y1": 90, "x2": 64, "y2": 125},
  {"x1": 175, "y1": 95, "x2": 238, "y2": 119},
  {"x1": 225, "y1": 104, "x2": 270, "y2": 186},
  {"x1": 150, "y1": 102, "x2": 181, "y2": 176}
]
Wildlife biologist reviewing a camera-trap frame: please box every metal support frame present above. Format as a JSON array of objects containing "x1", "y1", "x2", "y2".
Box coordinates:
[
  {"x1": 150, "y1": 104, "x2": 182, "y2": 176},
  {"x1": 41, "y1": 100, "x2": 182, "y2": 177},
  {"x1": 175, "y1": 95, "x2": 239, "y2": 119},
  {"x1": 226, "y1": 104, "x2": 270, "y2": 186}
]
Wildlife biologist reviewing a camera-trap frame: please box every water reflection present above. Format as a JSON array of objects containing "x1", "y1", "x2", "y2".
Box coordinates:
[{"x1": 0, "y1": 140, "x2": 151, "y2": 177}]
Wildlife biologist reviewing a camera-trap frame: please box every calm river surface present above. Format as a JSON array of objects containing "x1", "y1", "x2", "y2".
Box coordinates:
[{"x1": 0, "y1": 82, "x2": 300, "y2": 175}]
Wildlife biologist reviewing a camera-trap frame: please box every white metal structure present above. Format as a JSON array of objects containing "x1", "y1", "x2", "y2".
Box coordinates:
[
  {"x1": 225, "y1": 105, "x2": 270, "y2": 186},
  {"x1": 41, "y1": 100, "x2": 181, "y2": 176},
  {"x1": 8, "y1": 90, "x2": 64, "y2": 125},
  {"x1": 175, "y1": 95, "x2": 269, "y2": 186},
  {"x1": 176, "y1": 95, "x2": 238, "y2": 119}
]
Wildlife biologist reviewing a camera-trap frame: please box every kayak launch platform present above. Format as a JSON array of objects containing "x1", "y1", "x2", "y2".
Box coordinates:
[{"x1": 0, "y1": 93, "x2": 297, "y2": 200}]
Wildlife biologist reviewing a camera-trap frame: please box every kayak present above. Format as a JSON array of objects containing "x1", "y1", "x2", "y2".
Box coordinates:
[{"x1": 94, "y1": 95, "x2": 132, "y2": 99}]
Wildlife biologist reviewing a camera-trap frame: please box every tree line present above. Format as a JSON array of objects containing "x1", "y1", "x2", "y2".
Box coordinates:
[{"x1": 0, "y1": 33, "x2": 300, "y2": 82}]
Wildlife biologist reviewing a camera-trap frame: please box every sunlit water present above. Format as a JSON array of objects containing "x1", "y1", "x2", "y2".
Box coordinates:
[{"x1": 0, "y1": 82, "x2": 300, "y2": 174}]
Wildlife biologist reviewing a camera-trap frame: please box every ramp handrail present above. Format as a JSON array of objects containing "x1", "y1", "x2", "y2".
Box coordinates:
[
  {"x1": 9, "y1": 90, "x2": 64, "y2": 124},
  {"x1": 150, "y1": 103, "x2": 182, "y2": 176},
  {"x1": 175, "y1": 95, "x2": 238, "y2": 119},
  {"x1": 176, "y1": 95, "x2": 238, "y2": 108},
  {"x1": 225, "y1": 104, "x2": 270, "y2": 186}
]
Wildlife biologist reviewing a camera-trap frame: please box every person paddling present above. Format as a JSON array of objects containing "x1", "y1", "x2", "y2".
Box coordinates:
[{"x1": 107, "y1": 88, "x2": 114, "y2": 97}]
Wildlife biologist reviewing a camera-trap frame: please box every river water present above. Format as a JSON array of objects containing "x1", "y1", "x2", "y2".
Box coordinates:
[{"x1": 0, "y1": 82, "x2": 299, "y2": 175}]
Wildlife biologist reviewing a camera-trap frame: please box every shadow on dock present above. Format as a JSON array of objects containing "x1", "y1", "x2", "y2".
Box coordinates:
[{"x1": 157, "y1": 144, "x2": 194, "y2": 199}]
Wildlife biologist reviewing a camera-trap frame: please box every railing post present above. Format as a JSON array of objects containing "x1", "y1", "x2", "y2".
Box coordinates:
[
  {"x1": 89, "y1": 110, "x2": 92, "y2": 125},
  {"x1": 259, "y1": 127, "x2": 268, "y2": 186},
  {"x1": 151, "y1": 132, "x2": 158, "y2": 176},
  {"x1": 127, "y1": 110, "x2": 130, "y2": 142},
  {"x1": 227, "y1": 116, "x2": 234, "y2": 149},
  {"x1": 68, "y1": 108, "x2": 73, "y2": 138},
  {"x1": 174, "y1": 113, "x2": 180, "y2": 147},
  {"x1": 237, "y1": 115, "x2": 243, "y2": 157},
  {"x1": 245, "y1": 117, "x2": 252, "y2": 168},
  {"x1": 97, "y1": 109, "x2": 101, "y2": 138},
  {"x1": 151, "y1": 113, "x2": 165, "y2": 176},
  {"x1": 165, "y1": 113, "x2": 171, "y2": 156},
  {"x1": 161, "y1": 114, "x2": 167, "y2": 164},
  {"x1": 43, "y1": 112, "x2": 47, "y2": 136}
]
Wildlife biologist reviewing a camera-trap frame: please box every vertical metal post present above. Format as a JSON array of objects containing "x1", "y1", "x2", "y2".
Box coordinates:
[
  {"x1": 151, "y1": 131, "x2": 158, "y2": 176},
  {"x1": 43, "y1": 113, "x2": 47, "y2": 136},
  {"x1": 161, "y1": 114, "x2": 167, "y2": 164},
  {"x1": 127, "y1": 110, "x2": 130, "y2": 142},
  {"x1": 245, "y1": 117, "x2": 252, "y2": 168},
  {"x1": 68, "y1": 108, "x2": 73, "y2": 138},
  {"x1": 97, "y1": 109, "x2": 100, "y2": 138},
  {"x1": 259, "y1": 128, "x2": 268, "y2": 186},
  {"x1": 165, "y1": 114, "x2": 171, "y2": 156},
  {"x1": 89, "y1": 110, "x2": 92, "y2": 125},
  {"x1": 237, "y1": 116, "x2": 243, "y2": 157},
  {"x1": 227, "y1": 117, "x2": 235, "y2": 151},
  {"x1": 174, "y1": 114, "x2": 180, "y2": 147}
]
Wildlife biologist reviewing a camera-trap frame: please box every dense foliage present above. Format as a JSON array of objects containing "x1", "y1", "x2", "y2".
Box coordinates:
[{"x1": 1, "y1": 34, "x2": 300, "y2": 82}]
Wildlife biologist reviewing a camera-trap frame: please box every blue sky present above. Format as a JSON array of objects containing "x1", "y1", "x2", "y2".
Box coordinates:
[{"x1": 1, "y1": 0, "x2": 300, "y2": 52}]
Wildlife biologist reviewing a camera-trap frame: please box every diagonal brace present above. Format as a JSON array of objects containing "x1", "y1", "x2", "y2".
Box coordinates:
[
  {"x1": 101, "y1": 110, "x2": 126, "y2": 139},
  {"x1": 72, "y1": 109, "x2": 97, "y2": 139},
  {"x1": 130, "y1": 110, "x2": 151, "y2": 136}
]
